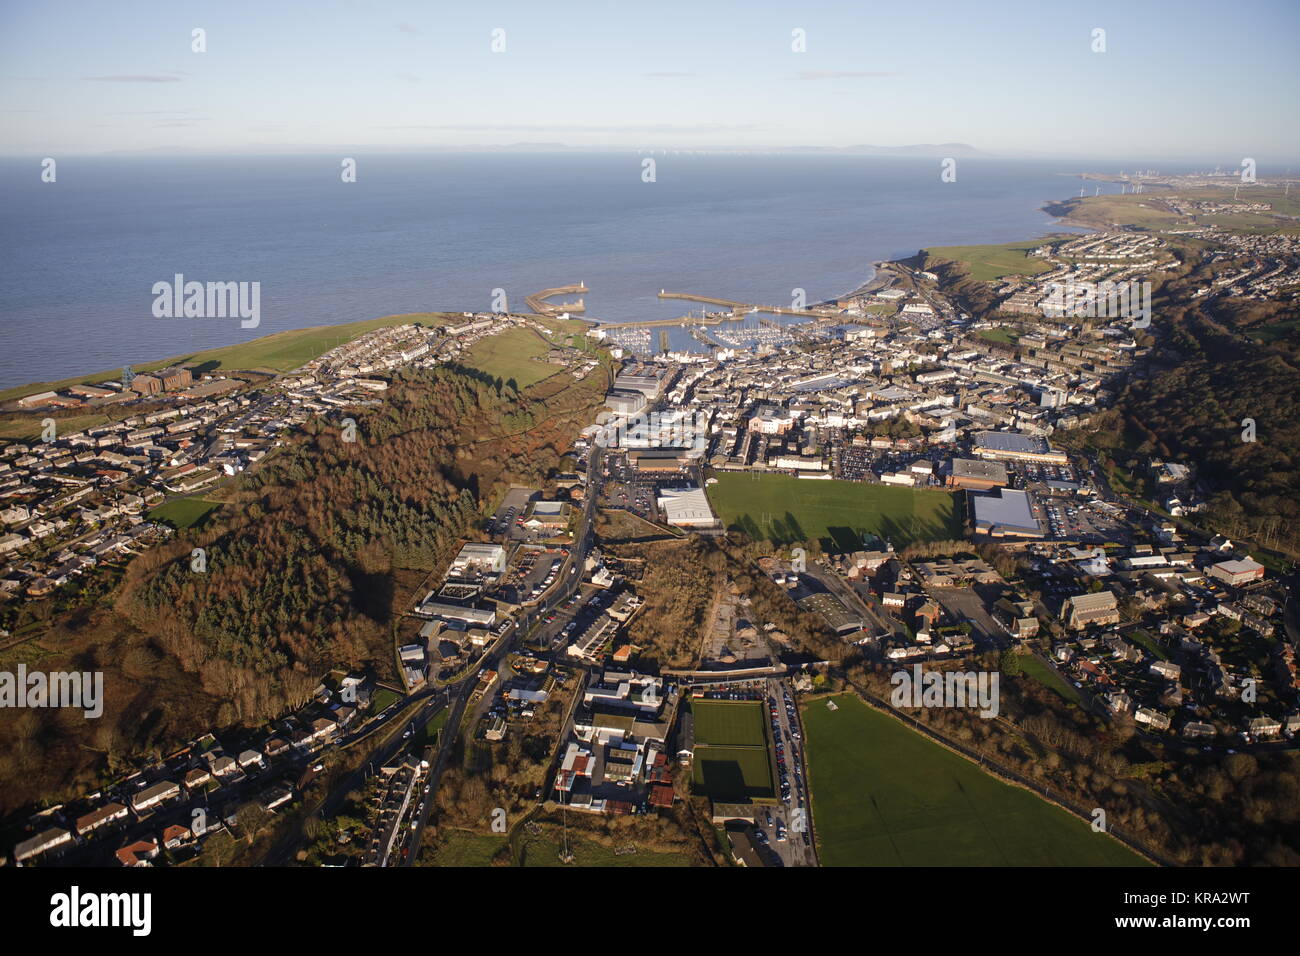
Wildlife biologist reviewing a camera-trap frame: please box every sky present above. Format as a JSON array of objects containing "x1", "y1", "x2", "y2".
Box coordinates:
[{"x1": 2, "y1": 0, "x2": 1298, "y2": 161}]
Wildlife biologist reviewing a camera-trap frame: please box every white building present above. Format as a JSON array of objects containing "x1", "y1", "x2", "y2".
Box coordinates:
[{"x1": 656, "y1": 487, "x2": 718, "y2": 528}]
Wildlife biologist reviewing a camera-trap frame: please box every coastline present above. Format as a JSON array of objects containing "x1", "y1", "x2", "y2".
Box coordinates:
[{"x1": 1, "y1": 188, "x2": 1090, "y2": 408}]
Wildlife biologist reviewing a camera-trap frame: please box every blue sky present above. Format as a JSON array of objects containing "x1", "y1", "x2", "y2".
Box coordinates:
[{"x1": 2, "y1": 0, "x2": 1297, "y2": 160}]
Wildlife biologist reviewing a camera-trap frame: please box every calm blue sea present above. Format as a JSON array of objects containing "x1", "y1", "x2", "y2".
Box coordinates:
[{"x1": 0, "y1": 153, "x2": 1137, "y2": 388}]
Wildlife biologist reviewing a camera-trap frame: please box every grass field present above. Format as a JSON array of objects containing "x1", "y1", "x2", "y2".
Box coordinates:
[
  {"x1": 978, "y1": 327, "x2": 1019, "y2": 345},
  {"x1": 148, "y1": 496, "x2": 223, "y2": 530},
  {"x1": 691, "y1": 698, "x2": 776, "y2": 802},
  {"x1": 802, "y1": 694, "x2": 1148, "y2": 866},
  {"x1": 0, "y1": 312, "x2": 452, "y2": 403},
  {"x1": 0, "y1": 413, "x2": 111, "y2": 441},
  {"x1": 693, "y1": 697, "x2": 768, "y2": 746},
  {"x1": 411, "y1": 706, "x2": 449, "y2": 748},
  {"x1": 1054, "y1": 189, "x2": 1300, "y2": 235},
  {"x1": 1017, "y1": 654, "x2": 1084, "y2": 706},
  {"x1": 1044, "y1": 195, "x2": 1185, "y2": 231},
  {"x1": 925, "y1": 241, "x2": 1053, "y2": 282},
  {"x1": 461, "y1": 326, "x2": 559, "y2": 389},
  {"x1": 707, "y1": 472, "x2": 962, "y2": 550},
  {"x1": 1125, "y1": 629, "x2": 1170, "y2": 661},
  {"x1": 423, "y1": 829, "x2": 507, "y2": 867},
  {"x1": 516, "y1": 831, "x2": 692, "y2": 867}
]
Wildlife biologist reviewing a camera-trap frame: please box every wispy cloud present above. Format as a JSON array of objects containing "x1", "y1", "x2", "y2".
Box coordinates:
[
  {"x1": 82, "y1": 74, "x2": 184, "y2": 83},
  {"x1": 396, "y1": 72, "x2": 421, "y2": 84},
  {"x1": 643, "y1": 71, "x2": 701, "y2": 78},
  {"x1": 796, "y1": 69, "x2": 896, "y2": 80},
  {"x1": 396, "y1": 21, "x2": 419, "y2": 35}
]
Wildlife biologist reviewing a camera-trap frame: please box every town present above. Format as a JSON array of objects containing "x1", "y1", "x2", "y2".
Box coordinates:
[{"x1": 4, "y1": 182, "x2": 1299, "y2": 871}]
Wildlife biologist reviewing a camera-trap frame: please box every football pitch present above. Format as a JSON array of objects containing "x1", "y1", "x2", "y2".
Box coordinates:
[
  {"x1": 691, "y1": 699, "x2": 776, "y2": 802},
  {"x1": 801, "y1": 694, "x2": 1149, "y2": 867},
  {"x1": 707, "y1": 472, "x2": 962, "y2": 550}
]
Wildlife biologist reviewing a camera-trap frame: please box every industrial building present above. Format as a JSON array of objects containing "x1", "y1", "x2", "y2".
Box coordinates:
[
  {"x1": 416, "y1": 599, "x2": 496, "y2": 629},
  {"x1": 448, "y1": 542, "x2": 507, "y2": 578},
  {"x1": 522, "y1": 500, "x2": 570, "y2": 531},
  {"x1": 605, "y1": 389, "x2": 648, "y2": 417},
  {"x1": 971, "y1": 487, "x2": 1043, "y2": 537},
  {"x1": 656, "y1": 487, "x2": 718, "y2": 527},
  {"x1": 628, "y1": 447, "x2": 697, "y2": 472},
  {"x1": 972, "y1": 431, "x2": 1069, "y2": 465},
  {"x1": 947, "y1": 457, "x2": 1009, "y2": 490},
  {"x1": 1208, "y1": 557, "x2": 1266, "y2": 587}
]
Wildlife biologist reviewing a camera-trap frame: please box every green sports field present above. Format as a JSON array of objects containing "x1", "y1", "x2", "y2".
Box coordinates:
[
  {"x1": 802, "y1": 694, "x2": 1149, "y2": 867},
  {"x1": 690, "y1": 699, "x2": 776, "y2": 802},
  {"x1": 707, "y1": 472, "x2": 961, "y2": 550},
  {"x1": 693, "y1": 697, "x2": 768, "y2": 746}
]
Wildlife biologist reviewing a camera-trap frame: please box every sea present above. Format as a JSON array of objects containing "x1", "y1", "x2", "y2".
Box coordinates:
[{"x1": 0, "y1": 152, "x2": 1143, "y2": 389}]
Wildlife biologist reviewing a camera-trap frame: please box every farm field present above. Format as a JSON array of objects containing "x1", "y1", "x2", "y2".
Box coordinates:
[
  {"x1": 690, "y1": 698, "x2": 776, "y2": 803},
  {"x1": 461, "y1": 326, "x2": 560, "y2": 389},
  {"x1": 801, "y1": 693, "x2": 1149, "y2": 867},
  {"x1": 707, "y1": 472, "x2": 961, "y2": 550}
]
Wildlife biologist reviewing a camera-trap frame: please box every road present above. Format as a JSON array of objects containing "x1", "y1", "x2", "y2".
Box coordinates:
[
  {"x1": 813, "y1": 558, "x2": 898, "y2": 640},
  {"x1": 765, "y1": 678, "x2": 818, "y2": 866},
  {"x1": 258, "y1": 688, "x2": 447, "y2": 866},
  {"x1": 399, "y1": 444, "x2": 605, "y2": 864}
]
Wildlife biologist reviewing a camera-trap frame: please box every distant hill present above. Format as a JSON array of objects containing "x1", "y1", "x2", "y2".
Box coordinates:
[{"x1": 781, "y1": 142, "x2": 988, "y2": 157}]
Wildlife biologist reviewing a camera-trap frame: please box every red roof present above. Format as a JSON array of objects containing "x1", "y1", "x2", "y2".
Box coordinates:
[{"x1": 115, "y1": 838, "x2": 158, "y2": 867}]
